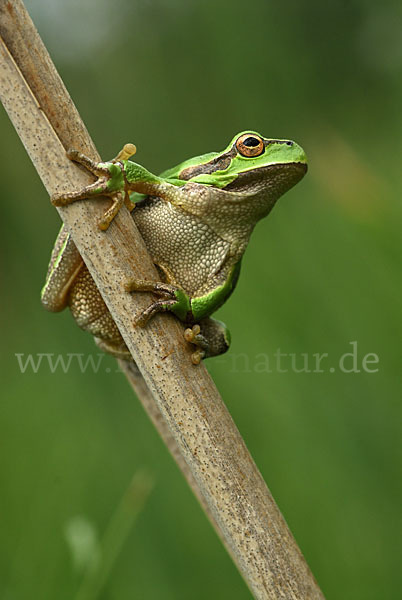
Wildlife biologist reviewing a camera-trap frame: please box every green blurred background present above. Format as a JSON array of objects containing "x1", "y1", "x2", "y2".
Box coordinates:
[{"x1": 1, "y1": 0, "x2": 401, "y2": 598}]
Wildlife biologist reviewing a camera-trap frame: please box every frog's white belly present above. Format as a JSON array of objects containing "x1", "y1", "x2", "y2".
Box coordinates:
[{"x1": 133, "y1": 197, "x2": 229, "y2": 295}]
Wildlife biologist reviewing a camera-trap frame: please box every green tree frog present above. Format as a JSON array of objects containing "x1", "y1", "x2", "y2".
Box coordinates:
[{"x1": 41, "y1": 131, "x2": 307, "y2": 364}]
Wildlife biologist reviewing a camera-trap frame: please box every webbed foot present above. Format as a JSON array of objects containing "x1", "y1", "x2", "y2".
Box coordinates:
[
  {"x1": 125, "y1": 278, "x2": 190, "y2": 326},
  {"x1": 185, "y1": 318, "x2": 231, "y2": 364},
  {"x1": 184, "y1": 325, "x2": 208, "y2": 364},
  {"x1": 51, "y1": 144, "x2": 137, "y2": 230},
  {"x1": 126, "y1": 281, "x2": 231, "y2": 365}
]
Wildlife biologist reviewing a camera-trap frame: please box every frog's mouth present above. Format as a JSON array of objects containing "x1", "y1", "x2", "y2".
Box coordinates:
[{"x1": 224, "y1": 161, "x2": 307, "y2": 196}]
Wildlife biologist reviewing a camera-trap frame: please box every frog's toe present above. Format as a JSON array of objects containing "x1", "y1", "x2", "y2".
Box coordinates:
[
  {"x1": 191, "y1": 348, "x2": 206, "y2": 365},
  {"x1": 66, "y1": 149, "x2": 111, "y2": 176},
  {"x1": 184, "y1": 325, "x2": 209, "y2": 364},
  {"x1": 51, "y1": 179, "x2": 111, "y2": 206},
  {"x1": 185, "y1": 317, "x2": 231, "y2": 361},
  {"x1": 184, "y1": 324, "x2": 207, "y2": 347},
  {"x1": 113, "y1": 143, "x2": 137, "y2": 162},
  {"x1": 134, "y1": 299, "x2": 178, "y2": 327},
  {"x1": 184, "y1": 324, "x2": 199, "y2": 342},
  {"x1": 97, "y1": 191, "x2": 125, "y2": 230},
  {"x1": 125, "y1": 279, "x2": 177, "y2": 296}
]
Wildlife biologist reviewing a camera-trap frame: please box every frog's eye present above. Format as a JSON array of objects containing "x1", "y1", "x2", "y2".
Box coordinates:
[{"x1": 236, "y1": 134, "x2": 265, "y2": 158}]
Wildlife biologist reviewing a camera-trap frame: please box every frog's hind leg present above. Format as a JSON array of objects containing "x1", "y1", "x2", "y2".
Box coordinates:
[{"x1": 184, "y1": 317, "x2": 231, "y2": 364}]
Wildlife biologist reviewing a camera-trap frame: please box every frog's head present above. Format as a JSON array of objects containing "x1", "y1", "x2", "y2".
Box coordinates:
[
  {"x1": 159, "y1": 132, "x2": 307, "y2": 228},
  {"x1": 222, "y1": 131, "x2": 307, "y2": 196},
  {"x1": 165, "y1": 131, "x2": 307, "y2": 203}
]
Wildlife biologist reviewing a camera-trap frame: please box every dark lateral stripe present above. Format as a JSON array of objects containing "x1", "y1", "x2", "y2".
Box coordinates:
[
  {"x1": 179, "y1": 147, "x2": 237, "y2": 180},
  {"x1": 179, "y1": 138, "x2": 293, "y2": 181}
]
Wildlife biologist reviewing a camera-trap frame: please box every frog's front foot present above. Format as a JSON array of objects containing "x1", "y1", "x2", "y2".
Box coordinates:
[{"x1": 51, "y1": 144, "x2": 137, "y2": 230}]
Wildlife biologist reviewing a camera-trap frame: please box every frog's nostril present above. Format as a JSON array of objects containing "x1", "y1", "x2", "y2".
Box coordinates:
[{"x1": 286, "y1": 141, "x2": 293, "y2": 146}]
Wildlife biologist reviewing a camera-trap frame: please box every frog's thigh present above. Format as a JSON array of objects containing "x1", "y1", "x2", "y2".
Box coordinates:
[
  {"x1": 71, "y1": 268, "x2": 132, "y2": 359},
  {"x1": 68, "y1": 266, "x2": 125, "y2": 347},
  {"x1": 199, "y1": 317, "x2": 231, "y2": 358}
]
